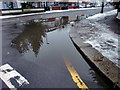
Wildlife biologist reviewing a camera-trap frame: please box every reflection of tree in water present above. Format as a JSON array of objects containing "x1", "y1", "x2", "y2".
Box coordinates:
[
  {"x1": 11, "y1": 17, "x2": 69, "y2": 56},
  {"x1": 54, "y1": 16, "x2": 68, "y2": 27},
  {"x1": 11, "y1": 22, "x2": 46, "y2": 57},
  {"x1": 89, "y1": 68, "x2": 109, "y2": 88}
]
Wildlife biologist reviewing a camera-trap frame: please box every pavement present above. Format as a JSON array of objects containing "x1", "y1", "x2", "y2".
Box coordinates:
[{"x1": 69, "y1": 10, "x2": 120, "y2": 88}]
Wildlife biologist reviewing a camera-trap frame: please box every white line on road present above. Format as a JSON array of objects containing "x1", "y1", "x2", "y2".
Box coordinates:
[{"x1": 0, "y1": 64, "x2": 29, "y2": 88}]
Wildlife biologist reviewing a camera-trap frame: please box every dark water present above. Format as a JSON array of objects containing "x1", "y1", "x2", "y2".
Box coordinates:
[
  {"x1": 2, "y1": 16, "x2": 110, "y2": 88},
  {"x1": 10, "y1": 16, "x2": 70, "y2": 56}
]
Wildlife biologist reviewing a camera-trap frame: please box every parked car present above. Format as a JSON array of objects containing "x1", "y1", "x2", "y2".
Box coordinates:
[
  {"x1": 79, "y1": 4, "x2": 85, "y2": 8},
  {"x1": 61, "y1": 5, "x2": 68, "y2": 10},
  {"x1": 86, "y1": 4, "x2": 91, "y2": 8},
  {"x1": 89, "y1": 3, "x2": 98, "y2": 7},
  {"x1": 96, "y1": 3, "x2": 101, "y2": 7}
]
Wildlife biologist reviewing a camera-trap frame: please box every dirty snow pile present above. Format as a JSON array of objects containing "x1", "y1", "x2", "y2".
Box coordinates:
[{"x1": 81, "y1": 10, "x2": 120, "y2": 68}]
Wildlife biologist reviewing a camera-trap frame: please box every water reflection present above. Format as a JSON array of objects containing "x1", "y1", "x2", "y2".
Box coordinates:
[
  {"x1": 89, "y1": 68, "x2": 109, "y2": 88},
  {"x1": 11, "y1": 16, "x2": 78, "y2": 57},
  {"x1": 43, "y1": 16, "x2": 69, "y2": 32},
  {"x1": 11, "y1": 22, "x2": 46, "y2": 57}
]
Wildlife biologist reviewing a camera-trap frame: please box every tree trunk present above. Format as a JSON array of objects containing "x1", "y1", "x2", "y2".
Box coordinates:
[{"x1": 101, "y1": 2, "x2": 104, "y2": 13}]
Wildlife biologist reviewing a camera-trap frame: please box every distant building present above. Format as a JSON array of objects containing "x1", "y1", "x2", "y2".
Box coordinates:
[
  {"x1": 0, "y1": 0, "x2": 22, "y2": 9},
  {"x1": 1, "y1": 2, "x2": 19, "y2": 9}
]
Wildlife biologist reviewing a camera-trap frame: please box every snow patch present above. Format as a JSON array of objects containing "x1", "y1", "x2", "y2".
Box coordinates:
[
  {"x1": 78, "y1": 10, "x2": 120, "y2": 67},
  {"x1": 84, "y1": 22, "x2": 119, "y2": 67},
  {"x1": 87, "y1": 10, "x2": 117, "y2": 21},
  {"x1": 0, "y1": 64, "x2": 29, "y2": 88}
]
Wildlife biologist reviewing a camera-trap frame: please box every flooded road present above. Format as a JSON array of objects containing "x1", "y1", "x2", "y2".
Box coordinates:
[{"x1": 2, "y1": 15, "x2": 110, "y2": 89}]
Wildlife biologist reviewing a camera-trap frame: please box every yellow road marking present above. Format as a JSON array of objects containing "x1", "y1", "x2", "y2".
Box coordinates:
[{"x1": 63, "y1": 56, "x2": 88, "y2": 90}]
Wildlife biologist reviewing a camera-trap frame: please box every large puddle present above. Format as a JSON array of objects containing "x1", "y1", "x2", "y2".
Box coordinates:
[{"x1": 2, "y1": 15, "x2": 110, "y2": 88}]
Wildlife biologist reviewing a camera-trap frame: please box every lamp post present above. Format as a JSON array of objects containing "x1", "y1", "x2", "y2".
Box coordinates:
[{"x1": 77, "y1": 0, "x2": 79, "y2": 7}]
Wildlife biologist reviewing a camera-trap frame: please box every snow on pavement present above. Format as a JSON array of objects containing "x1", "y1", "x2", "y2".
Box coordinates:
[
  {"x1": 82, "y1": 10, "x2": 120, "y2": 67},
  {"x1": 84, "y1": 22, "x2": 119, "y2": 67},
  {"x1": 87, "y1": 9, "x2": 117, "y2": 21}
]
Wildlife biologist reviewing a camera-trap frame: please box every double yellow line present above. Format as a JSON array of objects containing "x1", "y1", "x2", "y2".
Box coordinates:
[{"x1": 63, "y1": 56, "x2": 88, "y2": 90}]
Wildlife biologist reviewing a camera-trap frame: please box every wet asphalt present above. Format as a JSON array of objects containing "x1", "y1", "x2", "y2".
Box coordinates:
[{"x1": 1, "y1": 8, "x2": 113, "y2": 89}]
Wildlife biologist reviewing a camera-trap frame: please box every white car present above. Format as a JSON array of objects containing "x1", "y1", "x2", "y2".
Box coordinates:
[{"x1": 79, "y1": 4, "x2": 85, "y2": 8}]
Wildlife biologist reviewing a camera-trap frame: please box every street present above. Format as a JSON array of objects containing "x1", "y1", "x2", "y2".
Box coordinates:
[{"x1": 1, "y1": 8, "x2": 113, "y2": 89}]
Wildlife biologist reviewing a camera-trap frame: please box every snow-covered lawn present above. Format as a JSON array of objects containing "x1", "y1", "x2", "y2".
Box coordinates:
[
  {"x1": 80, "y1": 10, "x2": 120, "y2": 67},
  {"x1": 87, "y1": 10, "x2": 117, "y2": 21}
]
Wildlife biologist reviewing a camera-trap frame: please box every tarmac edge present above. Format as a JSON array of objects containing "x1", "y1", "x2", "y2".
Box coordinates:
[{"x1": 69, "y1": 30, "x2": 120, "y2": 88}]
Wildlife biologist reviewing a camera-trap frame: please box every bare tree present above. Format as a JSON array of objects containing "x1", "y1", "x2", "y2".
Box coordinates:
[
  {"x1": 98, "y1": 0, "x2": 107, "y2": 13},
  {"x1": 87, "y1": 0, "x2": 107, "y2": 13}
]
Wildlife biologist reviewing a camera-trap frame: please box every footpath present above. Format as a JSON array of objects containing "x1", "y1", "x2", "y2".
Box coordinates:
[{"x1": 69, "y1": 9, "x2": 120, "y2": 88}]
